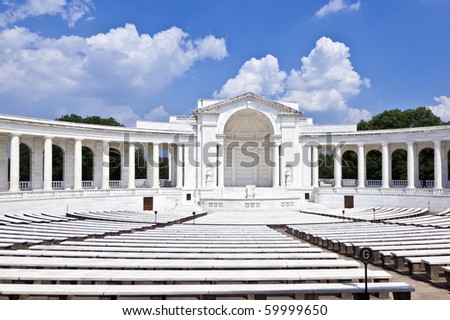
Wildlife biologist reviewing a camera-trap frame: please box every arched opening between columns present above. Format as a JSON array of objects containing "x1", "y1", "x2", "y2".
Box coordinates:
[
  {"x1": 109, "y1": 147, "x2": 121, "y2": 187},
  {"x1": 419, "y1": 148, "x2": 434, "y2": 188},
  {"x1": 135, "y1": 146, "x2": 147, "y2": 187},
  {"x1": 52, "y1": 145, "x2": 64, "y2": 189},
  {"x1": 13, "y1": 143, "x2": 32, "y2": 190},
  {"x1": 318, "y1": 149, "x2": 333, "y2": 182},
  {"x1": 342, "y1": 150, "x2": 358, "y2": 187},
  {"x1": 159, "y1": 145, "x2": 170, "y2": 182},
  {"x1": 366, "y1": 150, "x2": 382, "y2": 187},
  {"x1": 82, "y1": 146, "x2": 94, "y2": 187},
  {"x1": 448, "y1": 150, "x2": 450, "y2": 185},
  {"x1": 391, "y1": 149, "x2": 407, "y2": 188}
]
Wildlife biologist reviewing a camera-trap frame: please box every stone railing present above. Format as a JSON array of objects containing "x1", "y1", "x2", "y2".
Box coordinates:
[
  {"x1": 319, "y1": 179, "x2": 334, "y2": 187},
  {"x1": 342, "y1": 179, "x2": 357, "y2": 187},
  {"x1": 19, "y1": 181, "x2": 31, "y2": 191},
  {"x1": 0, "y1": 187, "x2": 183, "y2": 202},
  {"x1": 135, "y1": 179, "x2": 146, "y2": 188},
  {"x1": 82, "y1": 181, "x2": 93, "y2": 188},
  {"x1": 366, "y1": 180, "x2": 382, "y2": 187},
  {"x1": 317, "y1": 187, "x2": 450, "y2": 197},
  {"x1": 52, "y1": 181, "x2": 64, "y2": 189},
  {"x1": 392, "y1": 180, "x2": 407, "y2": 188},
  {"x1": 109, "y1": 180, "x2": 121, "y2": 188}
]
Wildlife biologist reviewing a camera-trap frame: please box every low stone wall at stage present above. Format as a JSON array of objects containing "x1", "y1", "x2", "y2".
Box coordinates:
[
  {"x1": 200, "y1": 198, "x2": 304, "y2": 212},
  {"x1": 0, "y1": 194, "x2": 180, "y2": 215},
  {"x1": 315, "y1": 192, "x2": 450, "y2": 212}
]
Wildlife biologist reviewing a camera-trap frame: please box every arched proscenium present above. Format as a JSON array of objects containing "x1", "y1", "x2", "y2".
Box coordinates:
[{"x1": 222, "y1": 109, "x2": 276, "y2": 187}]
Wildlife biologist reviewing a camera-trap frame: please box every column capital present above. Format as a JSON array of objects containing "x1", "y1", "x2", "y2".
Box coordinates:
[
  {"x1": 357, "y1": 143, "x2": 365, "y2": 148},
  {"x1": 433, "y1": 140, "x2": 442, "y2": 145},
  {"x1": 44, "y1": 135, "x2": 54, "y2": 140},
  {"x1": 74, "y1": 137, "x2": 84, "y2": 142},
  {"x1": 381, "y1": 142, "x2": 389, "y2": 147},
  {"x1": 10, "y1": 133, "x2": 22, "y2": 138},
  {"x1": 406, "y1": 141, "x2": 415, "y2": 147}
]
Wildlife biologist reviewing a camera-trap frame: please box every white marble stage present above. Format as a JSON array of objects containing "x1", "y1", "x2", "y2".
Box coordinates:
[{"x1": 192, "y1": 210, "x2": 340, "y2": 225}]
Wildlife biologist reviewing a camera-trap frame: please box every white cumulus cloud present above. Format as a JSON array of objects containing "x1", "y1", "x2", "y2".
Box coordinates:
[
  {"x1": 0, "y1": 24, "x2": 227, "y2": 124},
  {"x1": 213, "y1": 54, "x2": 286, "y2": 98},
  {"x1": 284, "y1": 36, "x2": 370, "y2": 113},
  {"x1": 0, "y1": 0, "x2": 94, "y2": 28},
  {"x1": 315, "y1": 0, "x2": 361, "y2": 19},
  {"x1": 213, "y1": 36, "x2": 370, "y2": 124},
  {"x1": 427, "y1": 96, "x2": 450, "y2": 122},
  {"x1": 345, "y1": 107, "x2": 371, "y2": 124},
  {"x1": 144, "y1": 105, "x2": 170, "y2": 122}
]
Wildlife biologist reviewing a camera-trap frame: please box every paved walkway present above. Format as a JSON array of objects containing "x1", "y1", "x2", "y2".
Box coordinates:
[{"x1": 277, "y1": 227, "x2": 450, "y2": 300}]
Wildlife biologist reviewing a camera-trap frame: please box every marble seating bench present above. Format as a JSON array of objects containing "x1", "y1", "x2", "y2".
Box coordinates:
[
  {"x1": 0, "y1": 268, "x2": 392, "y2": 285},
  {"x1": 0, "y1": 282, "x2": 414, "y2": 300},
  {"x1": 0, "y1": 256, "x2": 360, "y2": 270},
  {"x1": 421, "y1": 256, "x2": 450, "y2": 280}
]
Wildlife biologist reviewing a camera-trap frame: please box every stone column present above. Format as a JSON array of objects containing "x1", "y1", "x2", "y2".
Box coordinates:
[
  {"x1": 434, "y1": 140, "x2": 443, "y2": 189},
  {"x1": 407, "y1": 142, "x2": 415, "y2": 189},
  {"x1": 272, "y1": 143, "x2": 280, "y2": 187},
  {"x1": 311, "y1": 144, "x2": 319, "y2": 188},
  {"x1": 152, "y1": 143, "x2": 160, "y2": 188},
  {"x1": 357, "y1": 144, "x2": 365, "y2": 188},
  {"x1": 43, "y1": 136, "x2": 53, "y2": 191},
  {"x1": 101, "y1": 141, "x2": 110, "y2": 190},
  {"x1": 169, "y1": 144, "x2": 177, "y2": 186},
  {"x1": 9, "y1": 134, "x2": 20, "y2": 192},
  {"x1": 0, "y1": 137, "x2": 9, "y2": 192},
  {"x1": 381, "y1": 143, "x2": 390, "y2": 188},
  {"x1": 128, "y1": 142, "x2": 136, "y2": 189},
  {"x1": 334, "y1": 144, "x2": 342, "y2": 188},
  {"x1": 73, "y1": 138, "x2": 83, "y2": 190},
  {"x1": 444, "y1": 144, "x2": 449, "y2": 189},
  {"x1": 280, "y1": 144, "x2": 286, "y2": 188},
  {"x1": 146, "y1": 143, "x2": 153, "y2": 188},
  {"x1": 176, "y1": 144, "x2": 184, "y2": 188},
  {"x1": 217, "y1": 143, "x2": 224, "y2": 188}
]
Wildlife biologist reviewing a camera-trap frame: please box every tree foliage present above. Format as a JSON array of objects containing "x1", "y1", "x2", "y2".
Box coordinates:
[
  {"x1": 56, "y1": 114, "x2": 125, "y2": 127},
  {"x1": 357, "y1": 107, "x2": 443, "y2": 130},
  {"x1": 319, "y1": 153, "x2": 334, "y2": 179}
]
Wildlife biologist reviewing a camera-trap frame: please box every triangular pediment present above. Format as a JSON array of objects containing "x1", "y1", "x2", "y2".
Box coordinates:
[{"x1": 194, "y1": 92, "x2": 302, "y2": 117}]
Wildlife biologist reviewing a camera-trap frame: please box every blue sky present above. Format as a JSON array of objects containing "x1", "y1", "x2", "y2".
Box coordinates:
[{"x1": 1, "y1": 0, "x2": 450, "y2": 126}]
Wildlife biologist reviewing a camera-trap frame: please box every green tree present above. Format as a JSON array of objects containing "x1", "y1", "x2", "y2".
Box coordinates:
[
  {"x1": 19, "y1": 143, "x2": 31, "y2": 181},
  {"x1": 342, "y1": 151, "x2": 358, "y2": 179},
  {"x1": 56, "y1": 114, "x2": 124, "y2": 127},
  {"x1": 319, "y1": 153, "x2": 334, "y2": 179},
  {"x1": 357, "y1": 107, "x2": 443, "y2": 131}
]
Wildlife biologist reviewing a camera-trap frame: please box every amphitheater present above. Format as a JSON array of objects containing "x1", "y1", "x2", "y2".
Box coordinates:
[{"x1": 0, "y1": 92, "x2": 449, "y2": 300}]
